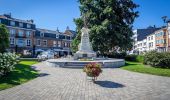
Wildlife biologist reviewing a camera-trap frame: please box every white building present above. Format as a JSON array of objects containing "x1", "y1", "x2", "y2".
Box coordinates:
[
  {"x1": 130, "y1": 27, "x2": 160, "y2": 55},
  {"x1": 146, "y1": 33, "x2": 156, "y2": 51}
]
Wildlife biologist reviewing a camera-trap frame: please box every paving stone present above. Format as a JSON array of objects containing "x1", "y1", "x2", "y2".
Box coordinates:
[{"x1": 0, "y1": 61, "x2": 170, "y2": 100}]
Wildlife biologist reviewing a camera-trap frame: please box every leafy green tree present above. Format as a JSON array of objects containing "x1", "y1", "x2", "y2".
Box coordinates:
[
  {"x1": 72, "y1": 0, "x2": 139, "y2": 55},
  {"x1": 0, "y1": 24, "x2": 9, "y2": 53}
]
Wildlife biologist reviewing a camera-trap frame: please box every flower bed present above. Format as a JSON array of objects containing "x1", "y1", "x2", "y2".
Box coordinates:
[{"x1": 83, "y1": 62, "x2": 102, "y2": 81}]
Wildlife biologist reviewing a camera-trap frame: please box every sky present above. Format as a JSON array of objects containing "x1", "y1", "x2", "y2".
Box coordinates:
[{"x1": 0, "y1": 0, "x2": 170, "y2": 31}]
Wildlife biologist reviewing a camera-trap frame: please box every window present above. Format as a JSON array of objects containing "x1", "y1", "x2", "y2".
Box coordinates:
[
  {"x1": 64, "y1": 42, "x2": 67, "y2": 47},
  {"x1": 0, "y1": 19, "x2": 1, "y2": 23},
  {"x1": 40, "y1": 33, "x2": 44, "y2": 37},
  {"x1": 19, "y1": 23, "x2": 23, "y2": 27},
  {"x1": 58, "y1": 41, "x2": 61, "y2": 47},
  {"x1": 143, "y1": 42, "x2": 146, "y2": 46},
  {"x1": 56, "y1": 34, "x2": 59, "y2": 38},
  {"x1": 18, "y1": 30, "x2": 24, "y2": 36},
  {"x1": 10, "y1": 21, "x2": 15, "y2": 26},
  {"x1": 26, "y1": 31, "x2": 31, "y2": 37},
  {"x1": 151, "y1": 36, "x2": 153, "y2": 40},
  {"x1": 17, "y1": 38, "x2": 25, "y2": 47},
  {"x1": 10, "y1": 38, "x2": 15, "y2": 45},
  {"x1": 27, "y1": 24, "x2": 31, "y2": 28},
  {"x1": 37, "y1": 39, "x2": 41, "y2": 46},
  {"x1": 67, "y1": 43, "x2": 70, "y2": 47},
  {"x1": 43, "y1": 40, "x2": 47, "y2": 46},
  {"x1": 26, "y1": 39, "x2": 31, "y2": 46},
  {"x1": 9, "y1": 29, "x2": 15, "y2": 35},
  {"x1": 53, "y1": 41, "x2": 56, "y2": 47}
]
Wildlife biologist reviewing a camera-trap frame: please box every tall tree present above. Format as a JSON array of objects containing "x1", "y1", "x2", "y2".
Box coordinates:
[
  {"x1": 0, "y1": 24, "x2": 9, "y2": 53},
  {"x1": 72, "y1": 0, "x2": 139, "y2": 55}
]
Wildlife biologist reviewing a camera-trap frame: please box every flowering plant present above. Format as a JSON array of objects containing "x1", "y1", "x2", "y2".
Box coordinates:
[
  {"x1": 0, "y1": 53, "x2": 19, "y2": 76},
  {"x1": 83, "y1": 62, "x2": 102, "y2": 81}
]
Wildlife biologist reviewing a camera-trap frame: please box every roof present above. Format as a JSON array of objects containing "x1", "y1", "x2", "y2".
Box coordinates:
[
  {"x1": 137, "y1": 28, "x2": 160, "y2": 41},
  {"x1": 0, "y1": 14, "x2": 34, "y2": 24},
  {"x1": 64, "y1": 30, "x2": 77, "y2": 37},
  {"x1": 154, "y1": 27, "x2": 167, "y2": 33},
  {"x1": 36, "y1": 28, "x2": 61, "y2": 34}
]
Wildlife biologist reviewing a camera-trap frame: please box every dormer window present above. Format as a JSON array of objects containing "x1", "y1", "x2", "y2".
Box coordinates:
[
  {"x1": 56, "y1": 34, "x2": 59, "y2": 38},
  {"x1": 40, "y1": 33, "x2": 44, "y2": 37},
  {"x1": 19, "y1": 23, "x2": 23, "y2": 27},
  {"x1": 10, "y1": 21, "x2": 15, "y2": 26},
  {"x1": 27, "y1": 24, "x2": 31, "y2": 28}
]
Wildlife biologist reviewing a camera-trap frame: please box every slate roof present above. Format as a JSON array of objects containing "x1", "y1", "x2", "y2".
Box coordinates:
[
  {"x1": 36, "y1": 28, "x2": 61, "y2": 34},
  {"x1": 0, "y1": 14, "x2": 34, "y2": 24},
  {"x1": 137, "y1": 28, "x2": 160, "y2": 41}
]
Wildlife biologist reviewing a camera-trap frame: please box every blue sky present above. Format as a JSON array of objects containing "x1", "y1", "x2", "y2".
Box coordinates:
[{"x1": 0, "y1": 0, "x2": 170, "y2": 31}]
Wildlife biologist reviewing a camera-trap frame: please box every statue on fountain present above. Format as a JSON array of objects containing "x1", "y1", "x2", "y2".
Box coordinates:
[{"x1": 74, "y1": 15, "x2": 96, "y2": 59}]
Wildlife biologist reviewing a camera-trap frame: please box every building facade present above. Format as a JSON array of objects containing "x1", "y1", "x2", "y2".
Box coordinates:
[
  {"x1": 0, "y1": 14, "x2": 36, "y2": 55},
  {"x1": 35, "y1": 28, "x2": 73, "y2": 56},
  {"x1": 130, "y1": 27, "x2": 160, "y2": 54},
  {"x1": 166, "y1": 23, "x2": 170, "y2": 51},
  {"x1": 0, "y1": 14, "x2": 76, "y2": 56},
  {"x1": 155, "y1": 28, "x2": 167, "y2": 52},
  {"x1": 146, "y1": 33, "x2": 156, "y2": 51}
]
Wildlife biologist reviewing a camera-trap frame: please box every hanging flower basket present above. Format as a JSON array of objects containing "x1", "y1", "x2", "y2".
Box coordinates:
[{"x1": 83, "y1": 62, "x2": 102, "y2": 81}]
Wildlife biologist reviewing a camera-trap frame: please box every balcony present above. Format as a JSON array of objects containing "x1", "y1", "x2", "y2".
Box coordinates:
[{"x1": 15, "y1": 35, "x2": 26, "y2": 38}]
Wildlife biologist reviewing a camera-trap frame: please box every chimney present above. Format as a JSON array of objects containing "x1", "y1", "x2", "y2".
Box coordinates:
[
  {"x1": 4, "y1": 13, "x2": 11, "y2": 18},
  {"x1": 56, "y1": 27, "x2": 59, "y2": 32},
  {"x1": 66, "y1": 26, "x2": 70, "y2": 30},
  {"x1": 30, "y1": 19, "x2": 34, "y2": 23},
  {"x1": 167, "y1": 20, "x2": 170, "y2": 27}
]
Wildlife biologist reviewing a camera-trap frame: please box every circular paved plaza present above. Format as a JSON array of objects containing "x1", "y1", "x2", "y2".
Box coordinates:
[{"x1": 0, "y1": 62, "x2": 170, "y2": 100}]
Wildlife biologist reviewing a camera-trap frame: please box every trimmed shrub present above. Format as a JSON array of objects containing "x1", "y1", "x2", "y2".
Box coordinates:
[
  {"x1": 125, "y1": 54, "x2": 144, "y2": 62},
  {"x1": 144, "y1": 51, "x2": 170, "y2": 68},
  {"x1": 125, "y1": 54, "x2": 137, "y2": 61},
  {"x1": 136, "y1": 55, "x2": 144, "y2": 63},
  {"x1": 105, "y1": 52, "x2": 127, "y2": 59},
  {"x1": 0, "y1": 53, "x2": 19, "y2": 76}
]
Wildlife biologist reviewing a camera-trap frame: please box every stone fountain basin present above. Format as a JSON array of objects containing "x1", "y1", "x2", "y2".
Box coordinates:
[{"x1": 46, "y1": 58, "x2": 125, "y2": 68}]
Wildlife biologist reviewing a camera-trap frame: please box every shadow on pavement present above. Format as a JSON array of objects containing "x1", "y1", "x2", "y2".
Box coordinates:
[
  {"x1": 94, "y1": 80, "x2": 125, "y2": 88},
  {"x1": 38, "y1": 73, "x2": 50, "y2": 77}
]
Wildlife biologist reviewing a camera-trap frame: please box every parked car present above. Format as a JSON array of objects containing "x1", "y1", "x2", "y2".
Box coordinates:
[{"x1": 37, "y1": 51, "x2": 54, "y2": 61}]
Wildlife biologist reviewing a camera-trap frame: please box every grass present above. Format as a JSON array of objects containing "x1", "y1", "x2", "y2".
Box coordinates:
[
  {"x1": 122, "y1": 61, "x2": 170, "y2": 77},
  {"x1": 0, "y1": 60, "x2": 39, "y2": 90}
]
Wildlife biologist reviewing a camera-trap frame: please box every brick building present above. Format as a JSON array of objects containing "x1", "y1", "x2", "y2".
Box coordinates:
[
  {"x1": 155, "y1": 28, "x2": 167, "y2": 52},
  {"x1": 0, "y1": 13, "x2": 76, "y2": 56},
  {"x1": 0, "y1": 13, "x2": 36, "y2": 54},
  {"x1": 35, "y1": 28, "x2": 73, "y2": 56}
]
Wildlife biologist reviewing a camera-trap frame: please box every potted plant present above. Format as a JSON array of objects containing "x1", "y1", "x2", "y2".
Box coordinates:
[{"x1": 83, "y1": 62, "x2": 102, "y2": 82}]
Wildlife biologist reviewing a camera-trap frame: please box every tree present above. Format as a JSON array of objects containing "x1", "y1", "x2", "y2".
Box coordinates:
[
  {"x1": 0, "y1": 24, "x2": 9, "y2": 53},
  {"x1": 72, "y1": 0, "x2": 139, "y2": 55}
]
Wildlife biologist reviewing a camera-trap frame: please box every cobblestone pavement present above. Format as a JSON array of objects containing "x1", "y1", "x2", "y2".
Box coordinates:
[{"x1": 0, "y1": 62, "x2": 170, "y2": 100}]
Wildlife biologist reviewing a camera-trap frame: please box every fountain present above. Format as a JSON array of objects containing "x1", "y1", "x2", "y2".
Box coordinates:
[{"x1": 46, "y1": 16, "x2": 125, "y2": 68}]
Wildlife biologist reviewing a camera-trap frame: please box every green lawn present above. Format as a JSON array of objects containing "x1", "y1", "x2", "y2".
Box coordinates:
[
  {"x1": 122, "y1": 61, "x2": 170, "y2": 77},
  {"x1": 0, "y1": 60, "x2": 39, "y2": 90}
]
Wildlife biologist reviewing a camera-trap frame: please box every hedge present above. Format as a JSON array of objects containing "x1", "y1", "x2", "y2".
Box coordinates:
[
  {"x1": 144, "y1": 51, "x2": 170, "y2": 68},
  {"x1": 125, "y1": 55, "x2": 144, "y2": 63}
]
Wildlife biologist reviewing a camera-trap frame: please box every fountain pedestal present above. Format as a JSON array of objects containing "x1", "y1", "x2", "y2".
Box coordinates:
[{"x1": 74, "y1": 27, "x2": 96, "y2": 59}]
